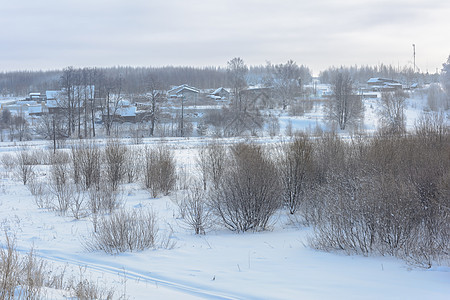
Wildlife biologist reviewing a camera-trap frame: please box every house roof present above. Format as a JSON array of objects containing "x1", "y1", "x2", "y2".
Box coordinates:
[
  {"x1": 28, "y1": 105, "x2": 45, "y2": 114},
  {"x1": 46, "y1": 90, "x2": 60, "y2": 100},
  {"x1": 46, "y1": 100, "x2": 59, "y2": 108},
  {"x1": 212, "y1": 87, "x2": 229, "y2": 95},
  {"x1": 168, "y1": 84, "x2": 200, "y2": 95},
  {"x1": 367, "y1": 78, "x2": 400, "y2": 84},
  {"x1": 116, "y1": 106, "x2": 136, "y2": 117},
  {"x1": 117, "y1": 99, "x2": 131, "y2": 106}
]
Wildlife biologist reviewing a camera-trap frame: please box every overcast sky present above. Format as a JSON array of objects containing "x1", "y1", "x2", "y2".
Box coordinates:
[{"x1": 1, "y1": 0, "x2": 449, "y2": 74}]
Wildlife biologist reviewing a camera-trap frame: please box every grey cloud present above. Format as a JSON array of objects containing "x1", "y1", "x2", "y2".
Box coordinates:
[{"x1": 1, "y1": 0, "x2": 449, "y2": 72}]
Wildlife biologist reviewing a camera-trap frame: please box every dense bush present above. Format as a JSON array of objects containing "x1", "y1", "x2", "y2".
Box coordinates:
[
  {"x1": 143, "y1": 145, "x2": 176, "y2": 197},
  {"x1": 104, "y1": 139, "x2": 127, "y2": 191},
  {"x1": 210, "y1": 143, "x2": 282, "y2": 232},
  {"x1": 306, "y1": 131, "x2": 450, "y2": 267}
]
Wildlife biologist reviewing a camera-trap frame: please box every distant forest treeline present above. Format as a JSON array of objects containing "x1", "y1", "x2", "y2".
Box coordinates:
[
  {"x1": 319, "y1": 64, "x2": 440, "y2": 85},
  {"x1": 0, "y1": 64, "x2": 440, "y2": 97},
  {"x1": 0, "y1": 66, "x2": 229, "y2": 97}
]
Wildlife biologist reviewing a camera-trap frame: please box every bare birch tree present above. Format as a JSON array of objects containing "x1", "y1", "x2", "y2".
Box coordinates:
[{"x1": 324, "y1": 71, "x2": 363, "y2": 130}]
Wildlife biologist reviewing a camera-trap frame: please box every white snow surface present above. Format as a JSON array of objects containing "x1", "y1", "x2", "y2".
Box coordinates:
[{"x1": 0, "y1": 92, "x2": 449, "y2": 299}]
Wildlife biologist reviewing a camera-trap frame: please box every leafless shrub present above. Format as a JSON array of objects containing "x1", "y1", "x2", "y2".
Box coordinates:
[
  {"x1": 196, "y1": 141, "x2": 227, "y2": 190},
  {"x1": 124, "y1": 147, "x2": 143, "y2": 184},
  {"x1": 285, "y1": 120, "x2": 294, "y2": 137},
  {"x1": 288, "y1": 100, "x2": 313, "y2": 117},
  {"x1": 26, "y1": 178, "x2": 50, "y2": 209},
  {"x1": 13, "y1": 150, "x2": 36, "y2": 185},
  {"x1": 378, "y1": 90, "x2": 407, "y2": 135},
  {"x1": 88, "y1": 181, "x2": 122, "y2": 216},
  {"x1": 178, "y1": 182, "x2": 213, "y2": 234},
  {"x1": 210, "y1": 143, "x2": 282, "y2": 232},
  {"x1": 1, "y1": 153, "x2": 15, "y2": 173},
  {"x1": 29, "y1": 148, "x2": 52, "y2": 165},
  {"x1": 177, "y1": 165, "x2": 194, "y2": 191},
  {"x1": 0, "y1": 234, "x2": 45, "y2": 299},
  {"x1": 0, "y1": 232, "x2": 118, "y2": 299},
  {"x1": 308, "y1": 133, "x2": 450, "y2": 267},
  {"x1": 0, "y1": 233, "x2": 21, "y2": 299},
  {"x1": 415, "y1": 111, "x2": 449, "y2": 143},
  {"x1": 267, "y1": 115, "x2": 280, "y2": 137},
  {"x1": 49, "y1": 181, "x2": 76, "y2": 215},
  {"x1": 277, "y1": 134, "x2": 314, "y2": 214},
  {"x1": 48, "y1": 153, "x2": 73, "y2": 214},
  {"x1": 69, "y1": 188, "x2": 87, "y2": 220},
  {"x1": 71, "y1": 141, "x2": 101, "y2": 190},
  {"x1": 143, "y1": 145, "x2": 176, "y2": 197},
  {"x1": 313, "y1": 131, "x2": 347, "y2": 182},
  {"x1": 104, "y1": 139, "x2": 128, "y2": 191},
  {"x1": 85, "y1": 208, "x2": 159, "y2": 254}
]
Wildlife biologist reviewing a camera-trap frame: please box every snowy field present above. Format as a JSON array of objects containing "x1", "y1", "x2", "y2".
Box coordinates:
[{"x1": 1, "y1": 93, "x2": 449, "y2": 299}]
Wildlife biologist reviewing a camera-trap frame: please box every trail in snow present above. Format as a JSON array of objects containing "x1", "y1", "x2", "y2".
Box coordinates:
[{"x1": 14, "y1": 247, "x2": 244, "y2": 300}]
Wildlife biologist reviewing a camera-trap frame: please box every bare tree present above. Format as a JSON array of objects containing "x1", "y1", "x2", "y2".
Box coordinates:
[
  {"x1": 379, "y1": 90, "x2": 407, "y2": 135},
  {"x1": 268, "y1": 60, "x2": 302, "y2": 109},
  {"x1": 324, "y1": 71, "x2": 363, "y2": 130},
  {"x1": 441, "y1": 55, "x2": 450, "y2": 109},
  {"x1": 146, "y1": 76, "x2": 164, "y2": 136},
  {"x1": 225, "y1": 58, "x2": 265, "y2": 136},
  {"x1": 227, "y1": 57, "x2": 248, "y2": 104},
  {"x1": 427, "y1": 83, "x2": 447, "y2": 111},
  {"x1": 60, "y1": 67, "x2": 75, "y2": 136},
  {"x1": 103, "y1": 75, "x2": 123, "y2": 136}
]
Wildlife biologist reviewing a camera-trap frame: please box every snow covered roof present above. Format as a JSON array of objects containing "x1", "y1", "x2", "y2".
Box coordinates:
[
  {"x1": 116, "y1": 106, "x2": 136, "y2": 117},
  {"x1": 211, "y1": 87, "x2": 229, "y2": 95},
  {"x1": 28, "y1": 105, "x2": 46, "y2": 115},
  {"x1": 118, "y1": 99, "x2": 131, "y2": 107},
  {"x1": 46, "y1": 90, "x2": 61, "y2": 100},
  {"x1": 367, "y1": 78, "x2": 400, "y2": 85},
  {"x1": 168, "y1": 84, "x2": 200, "y2": 95},
  {"x1": 46, "y1": 100, "x2": 59, "y2": 108}
]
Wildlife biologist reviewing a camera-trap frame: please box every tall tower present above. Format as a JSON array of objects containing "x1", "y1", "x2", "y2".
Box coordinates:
[{"x1": 412, "y1": 44, "x2": 416, "y2": 73}]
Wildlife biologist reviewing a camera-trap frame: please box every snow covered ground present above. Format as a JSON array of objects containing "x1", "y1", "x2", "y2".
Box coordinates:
[
  {"x1": 1, "y1": 92, "x2": 449, "y2": 299},
  {"x1": 2, "y1": 165, "x2": 449, "y2": 299}
]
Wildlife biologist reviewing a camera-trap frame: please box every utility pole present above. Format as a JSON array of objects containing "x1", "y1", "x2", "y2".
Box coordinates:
[{"x1": 412, "y1": 44, "x2": 416, "y2": 73}]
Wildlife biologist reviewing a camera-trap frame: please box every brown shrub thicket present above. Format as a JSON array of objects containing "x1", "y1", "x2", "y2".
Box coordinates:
[
  {"x1": 307, "y1": 130, "x2": 450, "y2": 267},
  {"x1": 84, "y1": 208, "x2": 159, "y2": 254},
  {"x1": 210, "y1": 143, "x2": 282, "y2": 232},
  {"x1": 143, "y1": 145, "x2": 176, "y2": 197}
]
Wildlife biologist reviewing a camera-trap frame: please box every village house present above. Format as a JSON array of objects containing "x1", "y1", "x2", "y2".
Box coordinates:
[
  {"x1": 167, "y1": 84, "x2": 200, "y2": 103},
  {"x1": 367, "y1": 78, "x2": 403, "y2": 91},
  {"x1": 209, "y1": 87, "x2": 230, "y2": 100}
]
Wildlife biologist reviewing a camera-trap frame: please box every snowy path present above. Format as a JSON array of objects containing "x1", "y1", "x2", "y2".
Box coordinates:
[{"x1": 15, "y1": 247, "x2": 243, "y2": 300}]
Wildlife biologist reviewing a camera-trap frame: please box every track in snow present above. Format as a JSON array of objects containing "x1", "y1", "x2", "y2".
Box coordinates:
[{"x1": 15, "y1": 247, "x2": 244, "y2": 300}]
